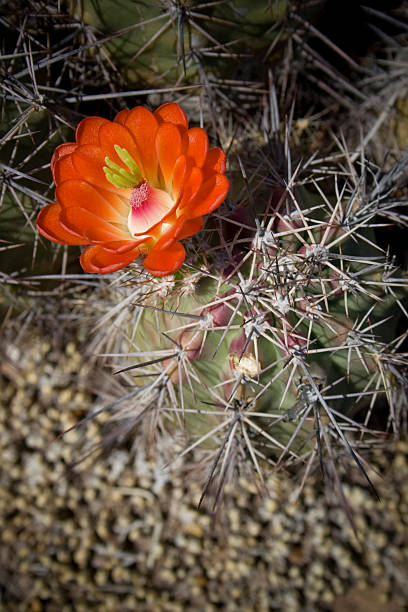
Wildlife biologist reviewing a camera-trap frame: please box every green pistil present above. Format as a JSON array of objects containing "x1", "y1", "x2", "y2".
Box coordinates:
[{"x1": 103, "y1": 145, "x2": 141, "y2": 189}]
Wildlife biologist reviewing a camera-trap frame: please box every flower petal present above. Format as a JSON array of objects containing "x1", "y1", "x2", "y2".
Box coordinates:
[
  {"x1": 177, "y1": 217, "x2": 203, "y2": 240},
  {"x1": 102, "y1": 239, "x2": 146, "y2": 253},
  {"x1": 172, "y1": 155, "x2": 187, "y2": 200},
  {"x1": 203, "y1": 147, "x2": 227, "y2": 174},
  {"x1": 187, "y1": 174, "x2": 229, "y2": 217},
  {"x1": 51, "y1": 143, "x2": 76, "y2": 180},
  {"x1": 154, "y1": 103, "x2": 188, "y2": 130},
  {"x1": 61, "y1": 207, "x2": 128, "y2": 243},
  {"x1": 124, "y1": 106, "x2": 159, "y2": 180},
  {"x1": 114, "y1": 109, "x2": 130, "y2": 125},
  {"x1": 72, "y1": 144, "x2": 127, "y2": 193},
  {"x1": 98, "y1": 122, "x2": 142, "y2": 174},
  {"x1": 37, "y1": 202, "x2": 87, "y2": 245},
  {"x1": 153, "y1": 214, "x2": 187, "y2": 249},
  {"x1": 56, "y1": 180, "x2": 128, "y2": 224},
  {"x1": 80, "y1": 244, "x2": 140, "y2": 273},
  {"x1": 155, "y1": 122, "x2": 183, "y2": 191},
  {"x1": 177, "y1": 167, "x2": 202, "y2": 212},
  {"x1": 144, "y1": 241, "x2": 186, "y2": 276},
  {"x1": 53, "y1": 153, "x2": 81, "y2": 185},
  {"x1": 187, "y1": 127, "x2": 209, "y2": 168},
  {"x1": 76, "y1": 117, "x2": 110, "y2": 145}
]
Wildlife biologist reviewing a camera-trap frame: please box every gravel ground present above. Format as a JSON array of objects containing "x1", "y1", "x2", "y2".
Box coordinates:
[{"x1": 1, "y1": 333, "x2": 407, "y2": 612}]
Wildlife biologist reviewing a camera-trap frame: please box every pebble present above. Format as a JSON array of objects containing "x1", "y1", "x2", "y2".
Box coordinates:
[{"x1": 1, "y1": 333, "x2": 407, "y2": 611}]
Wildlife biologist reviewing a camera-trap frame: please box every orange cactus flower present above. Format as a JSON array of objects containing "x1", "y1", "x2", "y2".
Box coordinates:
[{"x1": 36, "y1": 103, "x2": 229, "y2": 276}]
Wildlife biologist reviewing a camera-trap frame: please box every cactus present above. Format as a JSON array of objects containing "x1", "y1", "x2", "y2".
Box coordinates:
[
  {"x1": 77, "y1": 118, "x2": 408, "y2": 505},
  {"x1": 76, "y1": 0, "x2": 288, "y2": 85},
  {"x1": 1, "y1": 0, "x2": 407, "y2": 508}
]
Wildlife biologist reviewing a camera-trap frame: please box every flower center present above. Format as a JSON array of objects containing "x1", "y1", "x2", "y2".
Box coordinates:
[
  {"x1": 103, "y1": 146, "x2": 176, "y2": 237},
  {"x1": 127, "y1": 180, "x2": 175, "y2": 237},
  {"x1": 103, "y1": 145, "x2": 141, "y2": 189},
  {"x1": 130, "y1": 181, "x2": 151, "y2": 209}
]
